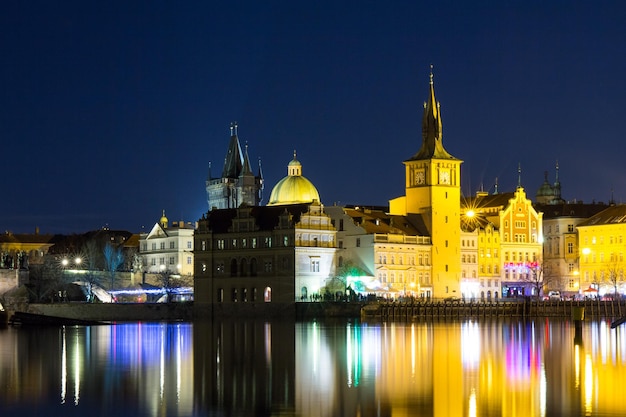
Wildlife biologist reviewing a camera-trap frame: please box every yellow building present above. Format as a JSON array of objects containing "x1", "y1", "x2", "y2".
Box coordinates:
[
  {"x1": 577, "y1": 204, "x2": 626, "y2": 296},
  {"x1": 389, "y1": 69, "x2": 462, "y2": 299},
  {"x1": 461, "y1": 187, "x2": 543, "y2": 298}
]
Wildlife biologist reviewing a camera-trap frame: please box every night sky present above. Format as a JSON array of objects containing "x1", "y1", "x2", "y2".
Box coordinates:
[{"x1": 2, "y1": 1, "x2": 625, "y2": 234}]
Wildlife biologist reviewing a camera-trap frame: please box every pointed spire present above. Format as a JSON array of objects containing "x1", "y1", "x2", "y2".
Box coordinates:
[
  {"x1": 241, "y1": 141, "x2": 253, "y2": 176},
  {"x1": 257, "y1": 157, "x2": 264, "y2": 179},
  {"x1": 411, "y1": 65, "x2": 456, "y2": 161},
  {"x1": 222, "y1": 122, "x2": 244, "y2": 178},
  {"x1": 517, "y1": 163, "x2": 522, "y2": 188},
  {"x1": 554, "y1": 160, "x2": 562, "y2": 200},
  {"x1": 493, "y1": 177, "x2": 499, "y2": 195},
  {"x1": 207, "y1": 161, "x2": 212, "y2": 181}
]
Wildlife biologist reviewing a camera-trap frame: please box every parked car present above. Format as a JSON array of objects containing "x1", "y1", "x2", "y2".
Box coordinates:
[{"x1": 548, "y1": 291, "x2": 561, "y2": 300}]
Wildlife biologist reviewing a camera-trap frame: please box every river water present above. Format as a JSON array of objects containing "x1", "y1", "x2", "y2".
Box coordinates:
[{"x1": 0, "y1": 318, "x2": 625, "y2": 416}]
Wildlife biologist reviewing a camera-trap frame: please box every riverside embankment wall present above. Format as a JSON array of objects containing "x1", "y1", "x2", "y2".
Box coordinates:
[
  {"x1": 7, "y1": 299, "x2": 626, "y2": 323},
  {"x1": 362, "y1": 299, "x2": 626, "y2": 321}
]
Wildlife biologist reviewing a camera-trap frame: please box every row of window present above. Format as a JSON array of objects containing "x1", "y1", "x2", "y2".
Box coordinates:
[
  {"x1": 583, "y1": 235, "x2": 625, "y2": 245},
  {"x1": 582, "y1": 253, "x2": 625, "y2": 263},
  {"x1": 217, "y1": 286, "x2": 272, "y2": 303},
  {"x1": 377, "y1": 253, "x2": 430, "y2": 265},
  {"x1": 503, "y1": 252, "x2": 538, "y2": 263},
  {"x1": 378, "y1": 271, "x2": 431, "y2": 285},
  {"x1": 545, "y1": 224, "x2": 575, "y2": 234},
  {"x1": 141, "y1": 241, "x2": 192, "y2": 251},
  {"x1": 210, "y1": 256, "x2": 327, "y2": 276},
  {"x1": 461, "y1": 254, "x2": 477, "y2": 263},
  {"x1": 147, "y1": 256, "x2": 192, "y2": 267}
]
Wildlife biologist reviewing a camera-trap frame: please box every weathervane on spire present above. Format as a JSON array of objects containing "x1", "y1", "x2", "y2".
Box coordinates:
[
  {"x1": 429, "y1": 64, "x2": 434, "y2": 85},
  {"x1": 517, "y1": 163, "x2": 522, "y2": 188}
]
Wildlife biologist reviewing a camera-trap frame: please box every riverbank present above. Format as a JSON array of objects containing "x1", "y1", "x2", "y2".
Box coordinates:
[{"x1": 3, "y1": 299, "x2": 625, "y2": 324}]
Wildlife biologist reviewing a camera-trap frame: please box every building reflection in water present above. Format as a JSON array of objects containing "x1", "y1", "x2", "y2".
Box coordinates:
[{"x1": 1, "y1": 319, "x2": 626, "y2": 416}]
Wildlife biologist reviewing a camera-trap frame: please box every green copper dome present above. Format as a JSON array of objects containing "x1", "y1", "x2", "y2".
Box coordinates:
[{"x1": 268, "y1": 153, "x2": 320, "y2": 206}]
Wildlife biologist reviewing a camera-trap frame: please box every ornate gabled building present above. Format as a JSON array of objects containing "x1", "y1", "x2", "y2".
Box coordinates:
[
  {"x1": 195, "y1": 154, "x2": 336, "y2": 315},
  {"x1": 206, "y1": 123, "x2": 264, "y2": 210},
  {"x1": 139, "y1": 210, "x2": 195, "y2": 277},
  {"x1": 461, "y1": 186, "x2": 543, "y2": 298},
  {"x1": 389, "y1": 68, "x2": 462, "y2": 298}
]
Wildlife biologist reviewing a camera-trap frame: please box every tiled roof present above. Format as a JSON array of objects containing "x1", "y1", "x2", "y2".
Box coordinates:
[
  {"x1": 534, "y1": 202, "x2": 609, "y2": 219},
  {"x1": 342, "y1": 208, "x2": 430, "y2": 237},
  {"x1": 577, "y1": 205, "x2": 626, "y2": 227}
]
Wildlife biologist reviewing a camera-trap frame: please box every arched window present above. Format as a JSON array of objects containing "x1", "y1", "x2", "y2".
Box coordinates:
[
  {"x1": 301, "y1": 286, "x2": 308, "y2": 301},
  {"x1": 230, "y1": 259, "x2": 237, "y2": 277},
  {"x1": 240, "y1": 258, "x2": 248, "y2": 277},
  {"x1": 250, "y1": 258, "x2": 258, "y2": 276},
  {"x1": 264, "y1": 287, "x2": 272, "y2": 302}
]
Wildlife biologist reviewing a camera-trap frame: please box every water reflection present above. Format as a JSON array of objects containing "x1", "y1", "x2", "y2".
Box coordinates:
[{"x1": 1, "y1": 319, "x2": 626, "y2": 416}]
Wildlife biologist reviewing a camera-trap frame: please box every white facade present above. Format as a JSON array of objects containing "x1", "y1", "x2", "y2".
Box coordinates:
[
  {"x1": 139, "y1": 214, "x2": 195, "y2": 277},
  {"x1": 326, "y1": 206, "x2": 433, "y2": 299}
]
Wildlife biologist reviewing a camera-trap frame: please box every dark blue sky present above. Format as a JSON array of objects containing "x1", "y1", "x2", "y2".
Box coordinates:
[{"x1": 2, "y1": 1, "x2": 625, "y2": 234}]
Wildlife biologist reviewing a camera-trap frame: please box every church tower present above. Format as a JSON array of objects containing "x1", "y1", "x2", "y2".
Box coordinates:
[
  {"x1": 389, "y1": 67, "x2": 463, "y2": 298},
  {"x1": 206, "y1": 123, "x2": 264, "y2": 210}
]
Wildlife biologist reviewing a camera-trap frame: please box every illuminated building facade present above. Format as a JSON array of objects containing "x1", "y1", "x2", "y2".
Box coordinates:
[
  {"x1": 326, "y1": 205, "x2": 432, "y2": 298},
  {"x1": 536, "y1": 203, "x2": 607, "y2": 297},
  {"x1": 195, "y1": 155, "x2": 336, "y2": 314},
  {"x1": 205, "y1": 122, "x2": 264, "y2": 210},
  {"x1": 460, "y1": 228, "x2": 479, "y2": 299},
  {"x1": 139, "y1": 210, "x2": 195, "y2": 277},
  {"x1": 461, "y1": 187, "x2": 543, "y2": 298},
  {"x1": 389, "y1": 69, "x2": 462, "y2": 299},
  {"x1": 577, "y1": 204, "x2": 626, "y2": 296}
]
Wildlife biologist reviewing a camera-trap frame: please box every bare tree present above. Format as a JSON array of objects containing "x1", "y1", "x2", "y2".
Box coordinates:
[
  {"x1": 103, "y1": 242, "x2": 124, "y2": 289},
  {"x1": 604, "y1": 260, "x2": 624, "y2": 297},
  {"x1": 527, "y1": 262, "x2": 544, "y2": 298},
  {"x1": 81, "y1": 240, "x2": 105, "y2": 301},
  {"x1": 525, "y1": 257, "x2": 558, "y2": 298},
  {"x1": 158, "y1": 269, "x2": 183, "y2": 303}
]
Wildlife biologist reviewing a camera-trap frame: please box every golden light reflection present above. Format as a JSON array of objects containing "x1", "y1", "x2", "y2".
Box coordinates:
[
  {"x1": 469, "y1": 388, "x2": 477, "y2": 417},
  {"x1": 574, "y1": 344, "x2": 580, "y2": 389},
  {"x1": 584, "y1": 354, "x2": 593, "y2": 415}
]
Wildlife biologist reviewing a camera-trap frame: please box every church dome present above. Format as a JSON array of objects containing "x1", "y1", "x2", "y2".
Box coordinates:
[
  {"x1": 268, "y1": 153, "x2": 320, "y2": 206},
  {"x1": 536, "y1": 172, "x2": 554, "y2": 198}
]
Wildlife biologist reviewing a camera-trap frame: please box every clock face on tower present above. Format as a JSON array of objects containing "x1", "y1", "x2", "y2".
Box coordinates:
[
  {"x1": 439, "y1": 169, "x2": 450, "y2": 185},
  {"x1": 415, "y1": 170, "x2": 425, "y2": 185}
]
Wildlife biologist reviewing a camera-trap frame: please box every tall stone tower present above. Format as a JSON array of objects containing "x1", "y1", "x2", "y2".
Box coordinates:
[
  {"x1": 206, "y1": 123, "x2": 264, "y2": 210},
  {"x1": 389, "y1": 67, "x2": 463, "y2": 298}
]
